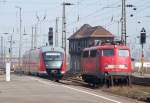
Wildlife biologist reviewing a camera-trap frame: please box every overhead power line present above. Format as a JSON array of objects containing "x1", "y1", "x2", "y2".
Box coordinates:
[{"x1": 66, "y1": 0, "x2": 121, "y2": 28}]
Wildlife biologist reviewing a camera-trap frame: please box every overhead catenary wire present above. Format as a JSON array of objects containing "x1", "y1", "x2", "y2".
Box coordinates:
[
  {"x1": 2, "y1": 1, "x2": 150, "y2": 48},
  {"x1": 67, "y1": 0, "x2": 150, "y2": 37},
  {"x1": 66, "y1": 0, "x2": 121, "y2": 28},
  {"x1": 53, "y1": 0, "x2": 122, "y2": 38}
]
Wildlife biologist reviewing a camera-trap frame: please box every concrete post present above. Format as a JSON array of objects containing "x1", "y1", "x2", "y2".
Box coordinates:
[{"x1": 6, "y1": 62, "x2": 10, "y2": 81}]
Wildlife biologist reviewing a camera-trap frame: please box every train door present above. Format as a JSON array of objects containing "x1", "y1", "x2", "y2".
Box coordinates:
[
  {"x1": 97, "y1": 49, "x2": 102, "y2": 73},
  {"x1": 34, "y1": 50, "x2": 40, "y2": 73}
]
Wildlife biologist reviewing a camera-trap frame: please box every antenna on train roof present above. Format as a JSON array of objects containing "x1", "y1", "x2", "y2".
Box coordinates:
[{"x1": 101, "y1": 40, "x2": 124, "y2": 45}]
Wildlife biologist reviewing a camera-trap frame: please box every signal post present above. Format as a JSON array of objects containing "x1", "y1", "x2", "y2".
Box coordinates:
[{"x1": 140, "y1": 27, "x2": 146, "y2": 75}]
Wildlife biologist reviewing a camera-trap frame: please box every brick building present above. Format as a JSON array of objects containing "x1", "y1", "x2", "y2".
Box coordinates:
[{"x1": 68, "y1": 24, "x2": 114, "y2": 73}]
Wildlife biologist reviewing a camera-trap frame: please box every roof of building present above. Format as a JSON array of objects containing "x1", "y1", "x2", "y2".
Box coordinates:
[{"x1": 68, "y1": 24, "x2": 114, "y2": 40}]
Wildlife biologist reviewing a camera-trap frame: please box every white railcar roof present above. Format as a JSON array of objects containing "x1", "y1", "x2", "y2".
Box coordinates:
[{"x1": 40, "y1": 46, "x2": 64, "y2": 53}]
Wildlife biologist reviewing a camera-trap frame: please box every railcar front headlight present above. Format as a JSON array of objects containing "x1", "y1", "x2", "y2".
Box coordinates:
[{"x1": 61, "y1": 71, "x2": 65, "y2": 74}]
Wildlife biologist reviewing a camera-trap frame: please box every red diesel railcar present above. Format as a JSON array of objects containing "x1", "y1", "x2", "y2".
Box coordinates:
[
  {"x1": 81, "y1": 42, "x2": 132, "y2": 86},
  {"x1": 22, "y1": 46, "x2": 66, "y2": 81}
]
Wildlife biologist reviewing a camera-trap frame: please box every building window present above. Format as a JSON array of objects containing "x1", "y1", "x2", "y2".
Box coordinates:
[
  {"x1": 78, "y1": 42, "x2": 81, "y2": 47},
  {"x1": 70, "y1": 42, "x2": 73, "y2": 52},
  {"x1": 85, "y1": 40, "x2": 87, "y2": 48},
  {"x1": 82, "y1": 51, "x2": 89, "y2": 57},
  {"x1": 73, "y1": 41, "x2": 75, "y2": 51}
]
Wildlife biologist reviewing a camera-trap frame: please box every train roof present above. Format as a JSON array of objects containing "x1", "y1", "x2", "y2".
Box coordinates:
[
  {"x1": 83, "y1": 44, "x2": 130, "y2": 51},
  {"x1": 24, "y1": 46, "x2": 64, "y2": 54},
  {"x1": 40, "y1": 46, "x2": 65, "y2": 53}
]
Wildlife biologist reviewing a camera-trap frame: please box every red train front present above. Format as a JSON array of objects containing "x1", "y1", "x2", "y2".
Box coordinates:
[
  {"x1": 22, "y1": 46, "x2": 66, "y2": 81},
  {"x1": 41, "y1": 47, "x2": 66, "y2": 80},
  {"x1": 81, "y1": 42, "x2": 132, "y2": 86}
]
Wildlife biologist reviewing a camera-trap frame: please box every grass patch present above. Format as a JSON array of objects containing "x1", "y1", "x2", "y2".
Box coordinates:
[{"x1": 102, "y1": 85, "x2": 150, "y2": 102}]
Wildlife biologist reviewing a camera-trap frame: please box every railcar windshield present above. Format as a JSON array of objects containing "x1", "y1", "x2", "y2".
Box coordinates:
[
  {"x1": 102, "y1": 49, "x2": 114, "y2": 56},
  {"x1": 118, "y1": 49, "x2": 129, "y2": 57},
  {"x1": 43, "y1": 52, "x2": 63, "y2": 61},
  {"x1": 43, "y1": 52, "x2": 63, "y2": 69}
]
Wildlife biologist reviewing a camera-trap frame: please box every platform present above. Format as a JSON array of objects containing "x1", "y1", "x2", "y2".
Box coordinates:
[{"x1": 0, "y1": 74, "x2": 140, "y2": 103}]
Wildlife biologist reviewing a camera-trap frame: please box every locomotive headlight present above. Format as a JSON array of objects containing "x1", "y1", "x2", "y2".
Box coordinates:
[{"x1": 61, "y1": 71, "x2": 65, "y2": 74}]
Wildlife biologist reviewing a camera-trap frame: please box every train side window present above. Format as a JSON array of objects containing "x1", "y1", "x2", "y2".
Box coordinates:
[
  {"x1": 102, "y1": 49, "x2": 114, "y2": 56},
  {"x1": 90, "y1": 50, "x2": 97, "y2": 57},
  {"x1": 83, "y1": 51, "x2": 89, "y2": 58},
  {"x1": 118, "y1": 49, "x2": 129, "y2": 57}
]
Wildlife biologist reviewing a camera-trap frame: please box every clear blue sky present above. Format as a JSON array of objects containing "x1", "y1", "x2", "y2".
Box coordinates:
[{"x1": 0, "y1": 0, "x2": 150, "y2": 60}]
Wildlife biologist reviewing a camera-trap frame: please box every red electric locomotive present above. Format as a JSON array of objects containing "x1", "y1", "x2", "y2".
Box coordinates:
[
  {"x1": 81, "y1": 41, "x2": 132, "y2": 86},
  {"x1": 22, "y1": 46, "x2": 66, "y2": 81}
]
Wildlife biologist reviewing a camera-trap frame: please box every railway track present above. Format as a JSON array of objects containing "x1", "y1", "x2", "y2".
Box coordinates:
[
  {"x1": 62, "y1": 77, "x2": 86, "y2": 85},
  {"x1": 63, "y1": 73, "x2": 150, "y2": 87},
  {"x1": 131, "y1": 76, "x2": 150, "y2": 86},
  {"x1": 16, "y1": 72, "x2": 150, "y2": 86}
]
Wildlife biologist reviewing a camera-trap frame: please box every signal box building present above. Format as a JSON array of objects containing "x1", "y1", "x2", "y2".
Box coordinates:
[{"x1": 68, "y1": 24, "x2": 114, "y2": 73}]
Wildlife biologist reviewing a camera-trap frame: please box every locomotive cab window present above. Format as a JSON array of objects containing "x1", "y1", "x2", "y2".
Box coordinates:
[
  {"x1": 118, "y1": 49, "x2": 129, "y2": 57},
  {"x1": 83, "y1": 51, "x2": 89, "y2": 57},
  {"x1": 102, "y1": 49, "x2": 114, "y2": 56},
  {"x1": 90, "y1": 50, "x2": 97, "y2": 57}
]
